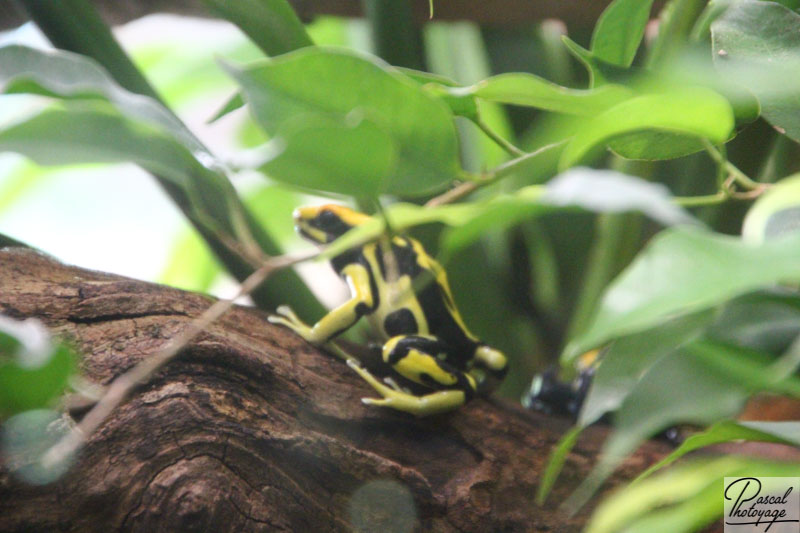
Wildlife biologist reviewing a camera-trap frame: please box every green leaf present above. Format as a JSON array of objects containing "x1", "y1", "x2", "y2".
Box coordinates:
[
  {"x1": 0, "y1": 31, "x2": 323, "y2": 317},
  {"x1": 569, "y1": 334, "x2": 800, "y2": 509},
  {"x1": 706, "y1": 290, "x2": 800, "y2": 354},
  {"x1": 578, "y1": 310, "x2": 714, "y2": 427},
  {"x1": 261, "y1": 114, "x2": 397, "y2": 196},
  {"x1": 542, "y1": 168, "x2": 697, "y2": 227},
  {"x1": 223, "y1": 48, "x2": 461, "y2": 196},
  {"x1": 568, "y1": 344, "x2": 763, "y2": 510},
  {"x1": 607, "y1": 132, "x2": 707, "y2": 161},
  {"x1": 712, "y1": 0, "x2": 800, "y2": 142},
  {"x1": 536, "y1": 425, "x2": 582, "y2": 504},
  {"x1": 201, "y1": 0, "x2": 313, "y2": 56},
  {"x1": 442, "y1": 165, "x2": 697, "y2": 259},
  {"x1": 0, "y1": 105, "x2": 205, "y2": 189},
  {"x1": 0, "y1": 345, "x2": 75, "y2": 418},
  {"x1": 327, "y1": 160, "x2": 696, "y2": 262},
  {"x1": 439, "y1": 193, "x2": 549, "y2": 259},
  {"x1": 564, "y1": 227, "x2": 800, "y2": 361},
  {"x1": 586, "y1": 457, "x2": 800, "y2": 533},
  {"x1": 0, "y1": 45, "x2": 204, "y2": 155},
  {"x1": 417, "y1": 21, "x2": 513, "y2": 169},
  {"x1": 0, "y1": 104, "x2": 249, "y2": 247},
  {"x1": 562, "y1": 36, "x2": 637, "y2": 87},
  {"x1": 638, "y1": 420, "x2": 800, "y2": 482},
  {"x1": 591, "y1": 0, "x2": 656, "y2": 67},
  {"x1": 396, "y1": 68, "x2": 479, "y2": 120},
  {"x1": 743, "y1": 174, "x2": 800, "y2": 243},
  {"x1": 739, "y1": 420, "x2": 800, "y2": 445},
  {"x1": 688, "y1": 338, "x2": 800, "y2": 396},
  {"x1": 559, "y1": 87, "x2": 734, "y2": 169},
  {"x1": 0, "y1": 317, "x2": 76, "y2": 418},
  {"x1": 208, "y1": 92, "x2": 245, "y2": 124},
  {"x1": 457, "y1": 73, "x2": 633, "y2": 116}
]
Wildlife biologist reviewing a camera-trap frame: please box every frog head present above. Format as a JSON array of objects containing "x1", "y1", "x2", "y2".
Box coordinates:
[{"x1": 293, "y1": 204, "x2": 371, "y2": 244}]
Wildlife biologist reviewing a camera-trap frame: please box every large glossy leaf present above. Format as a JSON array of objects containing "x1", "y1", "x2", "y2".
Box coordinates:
[
  {"x1": 326, "y1": 164, "x2": 694, "y2": 261},
  {"x1": 442, "y1": 166, "x2": 696, "y2": 258},
  {"x1": 578, "y1": 310, "x2": 714, "y2": 427},
  {"x1": 562, "y1": 36, "x2": 638, "y2": 88},
  {"x1": 569, "y1": 339, "x2": 800, "y2": 510},
  {"x1": 559, "y1": 87, "x2": 734, "y2": 168},
  {"x1": 706, "y1": 290, "x2": 800, "y2": 354},
  {"x1": 0, "y1": 104, "x2": 243, "y2": 236},
  {"x1": 586, "y1": 457, "x2": 800, "y2": 533},
  {"x1": 0, "y1": 45, "x2": 204, "y2": 155},
  {"x1": 223, "y1": 48, "x2": 461, "y2": 196},
  {"x1": 712, "y1": 0, "x2": 800, "y2": 142},
  {"x1": 0, "y1": 106, "x2": 205, "y2": 189},
  {"x1": 638, "y1": 420, "x2": 800, "y2": 481},
  {"x1": 590, "y1": 0, "x2": 656, "y2": 67},
  {"x1": 201, "y1": 0, "x2": 312, "y2": 56},
  {"x1": 456, "y1": 73, "x2": 633, "y2": 115},
  {"x1": 542, "y1": 168, "x2": 697, "y2": 227},
  {"x1": 565, "y1": 227, "x2": 800, "y2": 361},
  {"x1": 260, "y1": 115, "x2": 397, "y2": 196},
  {"x1": 397, "y1": 68, "x2": 479, "y2": 120},
  {"x1": 324, "y1": 161, "x2": 695, "y2": 261}
]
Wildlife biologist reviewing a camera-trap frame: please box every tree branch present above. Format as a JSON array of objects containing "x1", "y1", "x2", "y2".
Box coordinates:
[{"x1": 0, "y1": 248, "x2": 671, "y2": 532}]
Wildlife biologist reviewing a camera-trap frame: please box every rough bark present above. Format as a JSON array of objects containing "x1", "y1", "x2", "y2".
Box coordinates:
[{"x1": 0, "y1": 248, "x2": 671, "y2": 532}]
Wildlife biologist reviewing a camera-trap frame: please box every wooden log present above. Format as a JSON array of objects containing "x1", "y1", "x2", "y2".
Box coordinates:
[{"x1": 0, "y1": 248, "x2": 670, "y2": 532}]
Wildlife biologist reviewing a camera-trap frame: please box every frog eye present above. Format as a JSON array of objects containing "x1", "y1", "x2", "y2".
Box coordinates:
[
  {"x1": 316, "y1": 209, "x2": 341, "y2": 227},
  {"x1": 312, "y1": 209, "x2": 352, "y2": 237}
]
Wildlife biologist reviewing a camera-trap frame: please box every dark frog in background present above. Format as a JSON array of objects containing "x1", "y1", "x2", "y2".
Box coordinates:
[{"x1": 269, "y1": 204, "x2": 508, "y2": 416}]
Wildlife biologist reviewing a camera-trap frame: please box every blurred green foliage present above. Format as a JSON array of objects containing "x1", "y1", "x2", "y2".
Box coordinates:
[
  {"x1": 0, "y1": 317, "x2": 76, "y2": 419},
  {"x1": 1, "y1": 0, "x2": 800, "y2": 529}
]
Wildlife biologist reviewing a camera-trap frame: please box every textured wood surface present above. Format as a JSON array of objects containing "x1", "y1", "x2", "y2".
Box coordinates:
[{"x1": 0, "y1": 248, "x2": 670, "y2": 532}]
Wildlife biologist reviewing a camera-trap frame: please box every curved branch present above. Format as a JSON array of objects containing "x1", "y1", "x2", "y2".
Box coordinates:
[{"x1": 0, "y1": 248, "x2": 670, "y2": 532}]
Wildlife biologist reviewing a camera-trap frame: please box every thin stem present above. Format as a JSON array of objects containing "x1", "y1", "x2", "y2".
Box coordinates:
[
  {"x1": 425, "y1": 140, "x2": 566, "y2": 207},
  {"x1": 674, "y1": 191, "x2": 728, "y2": 207},
  {"x1": 702, "y1": 139, "x2": 763, "y2": 191},
  {"x1": 476, "y1": 118, "x2": 526, "y2": 157},
  {"x1": 425, "y1": 181, "x2": 478, "y2": 207},
  {"x1": 41, "y1": 248, "x2": 320, "y2": 469}
]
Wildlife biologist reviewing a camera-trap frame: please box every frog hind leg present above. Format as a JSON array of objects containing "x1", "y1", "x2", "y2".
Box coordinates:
[{"x1": 346, "y1": 335, "x2": 476, "y2": 416}]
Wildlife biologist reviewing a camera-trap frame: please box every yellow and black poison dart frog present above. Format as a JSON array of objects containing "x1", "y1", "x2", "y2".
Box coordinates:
[{"x1": 268, "y1": 204, "x2": 508, "y2": 416}]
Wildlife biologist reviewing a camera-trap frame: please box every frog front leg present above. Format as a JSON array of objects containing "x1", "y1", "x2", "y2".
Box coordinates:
[
  {"x1": 268, "y1": 263, "x2": 373, "y2": 361},
  {"x1": 347, "y1": 335, "x2": 477, "y2": 416},
  {"x1": 347, "y1": 360, "x2": 469, "y2": 416}
]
